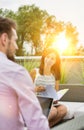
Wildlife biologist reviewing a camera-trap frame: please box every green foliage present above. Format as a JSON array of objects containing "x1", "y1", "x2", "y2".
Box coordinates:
[
  {"x1": 65, "y1": 22, "x2": 78, "y2": 45},
  {"x1": 76, "y1": 45, "x2": 84, "y2": 56},
  {"x1": 63, "y1": 22, "x2": 79, "y2": 55},
  {"x1": 16, "y1": 57, "x2": 84, "y2": 84},
  {"x1": 17, "y1": 59, "x2": 40, "y2": 72},
  {"x1": 0, "y1": 5, "x2": 79, "y2": 56},
  {"x1": 43, "y1": 16, "x2": 64, "y2": 48},
  {"x1": 0, "y1": 8, "x2": 16, "y2": 20},
  {"x1": 16, "y1": 5, "x2": 49, "y2": 55},
  {"x1": 81, "y1": 60, "x2": 84, "y2": 84},
  {"x1": 60, "y1": 61, "x2": 68, "y2": 84}
]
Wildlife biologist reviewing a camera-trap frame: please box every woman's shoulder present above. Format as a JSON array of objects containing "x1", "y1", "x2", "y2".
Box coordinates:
[
  {"x1": 30, "y1": 68, "x2": 39, "y2": 81},
  {"x1": 30, "y1": 68, "x2": 36, "y2": 75},
  {"x1": 31, "y1": 68, "x2": 39, "y2": 73}
]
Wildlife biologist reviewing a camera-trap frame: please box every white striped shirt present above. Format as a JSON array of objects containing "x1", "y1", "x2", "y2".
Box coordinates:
[{"x1": 34, "y1": 68, "x2": 55, "y2": 87}]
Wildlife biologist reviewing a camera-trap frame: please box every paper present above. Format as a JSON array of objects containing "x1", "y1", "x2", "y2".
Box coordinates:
[
  {"x1": 37, "y1": 85, "x2": 69, "y2": 101},
  {"x1": 57, "y1": 89, "x2": 69, "y2": 100},
  {"x1": 37, "y1": 85, "x2": 58, "y2": 100}
]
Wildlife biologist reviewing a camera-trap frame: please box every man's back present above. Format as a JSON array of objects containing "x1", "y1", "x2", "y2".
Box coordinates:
[
  {"x1": 0, "y1": 16, "x2": 50, "y2": 130},
  {"x1": 0, "y1": 52, "x2": 50, "y2": 130},
  {"x1": 0, "y1": 52, "x2": 24, "y2": 129}
]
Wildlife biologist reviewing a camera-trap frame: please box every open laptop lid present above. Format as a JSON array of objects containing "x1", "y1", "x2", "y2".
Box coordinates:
[{"x1": 37, "y1": 95, "x2": 53, "y2": 118}]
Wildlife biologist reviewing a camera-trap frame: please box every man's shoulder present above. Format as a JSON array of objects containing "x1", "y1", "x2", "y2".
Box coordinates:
[{"x1": 7, "y1": 59, "x2": 25, "y2": 72}]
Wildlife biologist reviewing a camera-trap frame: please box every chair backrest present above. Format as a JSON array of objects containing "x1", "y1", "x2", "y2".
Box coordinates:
[{"x1": 59, "y1": 84, "x2": 84, "y2": 102}]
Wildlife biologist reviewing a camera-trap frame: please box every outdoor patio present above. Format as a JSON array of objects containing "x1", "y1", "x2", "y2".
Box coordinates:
[
  {"x1": 50, "y1": 84, "x2": 84, "y2": 130},
  {"x1": 16, "y1": 56, "x2": 84, "y2": 130}
]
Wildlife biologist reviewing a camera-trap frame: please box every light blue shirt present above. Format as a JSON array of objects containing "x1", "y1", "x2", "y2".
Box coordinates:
[{"x1": 0, "y1": 52, "x2": 50, "y2": 130}]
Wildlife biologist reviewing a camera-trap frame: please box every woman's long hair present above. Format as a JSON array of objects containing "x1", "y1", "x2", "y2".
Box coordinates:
[{"x1": 39, "y1": 48, "x2": 61, "y2": 80}]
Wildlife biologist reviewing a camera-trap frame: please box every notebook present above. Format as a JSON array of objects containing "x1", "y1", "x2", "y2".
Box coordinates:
[
  {"x1": 37, "y1": 95, "x2": 53, "y2": 117},
  {"x1": 37, "y1": 85, "x2": 69, "y2": 101}
]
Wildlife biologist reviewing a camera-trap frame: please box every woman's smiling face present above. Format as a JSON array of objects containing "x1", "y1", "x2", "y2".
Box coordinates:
[{"x1": 44, "y1": 52, "x2": 56, "y2": 67}]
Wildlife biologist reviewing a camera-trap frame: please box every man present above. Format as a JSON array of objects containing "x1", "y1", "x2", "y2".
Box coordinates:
[{"x1": 0, "y1": 16, "x2": 50, "y2": 130}]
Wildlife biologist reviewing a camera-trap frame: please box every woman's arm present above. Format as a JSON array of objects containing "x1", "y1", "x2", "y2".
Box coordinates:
[
  {"x1": 29, "y1": 69, "x2": 36, "y2": 82},
  {"x1": 55, "y1": 80, "x2": 59, "y2": 91},
  {"x1": 30, "y1": 69, "x2": 46, "y2": 92}
]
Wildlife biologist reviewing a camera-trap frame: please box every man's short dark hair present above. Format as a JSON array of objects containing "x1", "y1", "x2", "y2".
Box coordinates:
[{"x1": 0, "y1": 16, "x2": 16, "y2": 39}]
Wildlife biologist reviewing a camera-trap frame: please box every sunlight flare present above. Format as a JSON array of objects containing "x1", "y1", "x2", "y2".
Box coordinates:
[{"x1": 52, "y1": 32, "x2": 70, "y2": 54}]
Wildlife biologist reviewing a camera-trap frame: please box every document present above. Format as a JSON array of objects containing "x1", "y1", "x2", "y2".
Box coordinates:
[
  {"x1": 57, "y1": 88, "x2": 69, "y2": 100},
  {"x1": 37, "y1": 85, "x2": 69, "y2": 101}
]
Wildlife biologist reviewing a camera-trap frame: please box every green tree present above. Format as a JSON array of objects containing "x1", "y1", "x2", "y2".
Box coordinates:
[
  {"x1": 0, "y1": 6, "x2": 79, "y2": 56},
  {"x1": 64, "y1": 22, "x2": 79, "y2": 55},
  {"x1": 0, "y1": 8, "x2": 16, "y2": 20},
  {"x1": 76, "y1": 45, "x2": 84, "y2": 55},
  {"x1": 0, "y1": 8, "x2": 4, "y2": 16},
  {"x1": 16, "y1": 5, "x2": 48, "y2": 55},
  {"x1": 42, "y1": 15, "x2": 64, "y2": 48}
]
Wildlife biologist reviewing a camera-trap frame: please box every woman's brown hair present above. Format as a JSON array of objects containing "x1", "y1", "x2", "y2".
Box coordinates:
[{"x1": 39, "y1": 47, "x2": 61, "y2": 80}]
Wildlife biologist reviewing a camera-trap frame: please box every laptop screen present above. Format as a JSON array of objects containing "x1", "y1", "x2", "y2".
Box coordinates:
[{"x1": 37, "y1": 95, "x2": 53, "y2": 117}]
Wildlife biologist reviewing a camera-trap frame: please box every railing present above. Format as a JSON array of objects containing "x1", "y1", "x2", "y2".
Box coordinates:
[
  {"x1": 15, "y1": 56, "x2": 84, "y2": 84},
  {"x1": 15, "y1": 56, "x2": 84, "y2": 61}
]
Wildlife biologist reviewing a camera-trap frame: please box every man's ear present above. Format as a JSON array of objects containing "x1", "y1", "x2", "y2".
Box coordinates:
[{"x1": 0, "y1": 33, "x2": 8, "y2": 46}]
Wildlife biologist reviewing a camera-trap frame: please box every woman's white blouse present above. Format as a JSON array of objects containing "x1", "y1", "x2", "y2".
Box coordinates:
[{"x1": 34, "y1": 68, "x2": 55, "y2": 88}]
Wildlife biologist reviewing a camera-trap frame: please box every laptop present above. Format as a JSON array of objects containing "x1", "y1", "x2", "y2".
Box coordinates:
[{"x1": 37, "y1": 95, "x2": 53, "y2": 117}]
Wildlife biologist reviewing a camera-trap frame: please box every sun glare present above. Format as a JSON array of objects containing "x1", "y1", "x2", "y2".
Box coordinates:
[{"x1": 52, "y1": 32, "x2": 69, "y2": 54}]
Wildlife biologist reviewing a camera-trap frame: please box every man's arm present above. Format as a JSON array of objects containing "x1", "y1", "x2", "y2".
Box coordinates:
[{"x1": 14, "y1": 67, "x2": 50, "y2": 130}]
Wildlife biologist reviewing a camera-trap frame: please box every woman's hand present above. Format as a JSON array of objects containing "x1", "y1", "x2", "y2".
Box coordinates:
[
  {"x1": 35, "y1": 86, "x2": 46, "y2": 92},
  {"x1": 53, "y1": 100, "x2": 58, "y2": 104}
]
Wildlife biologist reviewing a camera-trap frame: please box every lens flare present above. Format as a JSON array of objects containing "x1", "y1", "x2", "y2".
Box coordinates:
[{"x1": 52, "y1": 32, "x2": 70, "y2": 54}]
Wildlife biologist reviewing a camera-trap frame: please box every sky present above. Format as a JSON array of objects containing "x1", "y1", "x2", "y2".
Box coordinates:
[{"x1": 0, "y1": 0, "x2": 84, "y2": 47}]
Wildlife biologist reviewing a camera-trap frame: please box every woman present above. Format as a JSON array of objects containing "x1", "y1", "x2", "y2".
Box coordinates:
[
  {"x1": 30, "y1": 47, "x2": 72, "y2": 127},
  {"x1": 30, "y1": 47, "x2": 61, "y2": 91}
]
